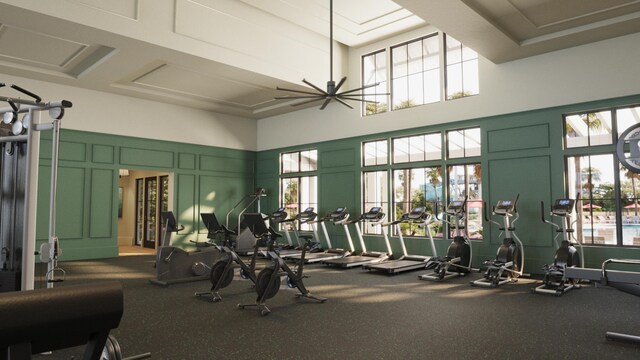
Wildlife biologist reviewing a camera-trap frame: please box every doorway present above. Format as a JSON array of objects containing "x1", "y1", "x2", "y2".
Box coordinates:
[{"x1": 118, "y1": 169, "x2": 173, "y2": 255}]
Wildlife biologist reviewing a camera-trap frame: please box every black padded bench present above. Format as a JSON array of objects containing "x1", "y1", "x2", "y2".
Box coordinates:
[{"x1": 0, "y1": 281, "x2": 123, "y2": 360}]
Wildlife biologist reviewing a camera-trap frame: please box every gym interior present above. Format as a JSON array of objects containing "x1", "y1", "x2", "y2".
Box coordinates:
[{"x1": 1, "y1": 1, "x2": 640, "y2": 359}]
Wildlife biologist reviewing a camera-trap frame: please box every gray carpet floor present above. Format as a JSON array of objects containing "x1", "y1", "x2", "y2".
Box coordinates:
[{"x1": 32, "y1": 255, "x2": 640, "y2": 359}]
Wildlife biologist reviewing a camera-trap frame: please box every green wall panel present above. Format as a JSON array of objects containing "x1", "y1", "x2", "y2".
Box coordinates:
[
  {"x1": 120, "y1": 147, "x2": 174, "y2": 168},
  {"x1": 199, "y1": 155, "x2": 254, "y2": 174},
  {"x1": 92, "y1": 144, "x2": 114, "y2": 164},
  {"x1": 179, "y1": 153, "x2": 196, "y2": 170},
  {"x1": 41, "y1": 140, "x2": 86, "y2": 162},
  {"x1": 36, "y1": 166, "x2": 86, "y2": 241},
  {"x1": 487, "y1": 124, "x2": 550, "y2": 153},
  {"x1": 198, "y1": 174, "x2": 255, "y2": 233},
  {"x1": 487, "y1": 156, "x2": 551, "y2": 249},
  {"x1": 89, "y1": 169, "x2": 114, "y2": 238},
  {"x1": 321, "y1": 148, "x2": 355, "y2": 168},
  {"x1": 177, "y1": 174, "x2": 196, "y2": 235}
]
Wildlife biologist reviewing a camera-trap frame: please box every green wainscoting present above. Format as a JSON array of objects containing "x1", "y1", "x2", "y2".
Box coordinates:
[
  {"x1": 256, "y1": 94, "x2": 640, "y2": 274},
  {"x1": 36, "y1": 129, "x2": 257, "y2": 261}
]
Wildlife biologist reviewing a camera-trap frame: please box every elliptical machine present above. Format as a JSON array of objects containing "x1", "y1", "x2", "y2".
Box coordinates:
[
  {"x1": 533, "y1": 195, "x2": 583, "y2": 296},
  {"x1": 238, "y1": 228, "x2": 326, "y2": 316},
  {"x1": 194, "y1": 213, "x2": 261, "y2": 302},
  {"x1": 471, "y1": 195, "x2": 525, "y2": 288},
  {"x1": 420, "y1": 198, "x2": 473, "y2": 281}
]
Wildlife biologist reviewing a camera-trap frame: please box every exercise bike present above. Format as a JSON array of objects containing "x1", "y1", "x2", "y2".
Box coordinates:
[
  {"x1": 238, "y1": 228, "x2": 327, "y2": 316},
  {"x1": 533, "y1": 195, "x2": 583, "y2": 296},
  {"x1": 420, "y1": 198, "x2": 474, "y2": 281},
  {"x1": 149, "y1": 211, "x2": 218, "y2": 287},
  {"x1": 471, "y1": 195, "x2": 525, "y2": 288},
  {"x1": 194, "y1": 213, "x2": 261, "y2": 302}
]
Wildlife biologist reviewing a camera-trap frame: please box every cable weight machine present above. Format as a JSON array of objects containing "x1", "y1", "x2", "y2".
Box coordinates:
[{"x1": 0, "y1": 82, "x2": 72, "y2": 291}]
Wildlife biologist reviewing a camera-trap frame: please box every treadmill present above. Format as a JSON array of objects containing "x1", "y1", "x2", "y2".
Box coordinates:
[
  {"x1": 363, "y1": 206, "x2": 437, "y2": 274},
  {"x1": 285, "y1": 207, "x2": 352, "y2": 263},
  {"x1": 279, "y1": 207, "x2": 321, "y2": 259},
  {"x1": 322, "y1": 207, "x2": 391, "y2": 268}
]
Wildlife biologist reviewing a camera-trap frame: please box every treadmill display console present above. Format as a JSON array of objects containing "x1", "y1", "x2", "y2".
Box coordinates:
[
  {"x1": 552, "y1": 199, "x2": 575, "y2": 215},
  {"x1": 329, "y1": 207, "x2": 348, "y2": 221},
  {"x1": 408, "y1": 207, "x2": 427, "y2": 220},
  {"x1": 363, "y1": 207, "x2": 385, "y2": 221},
  {"x1": 269, "y1": 207, "x2": 288, "y2": 222},
  {"x1": 298, "y1": 207, "x2": 317, "y2": 221}
]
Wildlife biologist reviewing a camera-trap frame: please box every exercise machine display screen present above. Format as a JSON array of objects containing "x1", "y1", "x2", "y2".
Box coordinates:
[
  {"x1": 363, "y1": 207, "x2": 385, "y2": 221},
  {"x1": 329, "y1": 207, "x2": 348, "y2": 221},
  {"x1": 552, "y1": 199, "x2": 575, "y2": 215},
  {"x1": 408, "y1": 207, "x2": 427, "y2": 220},
  {"x1": 495, "y1": 200, "x2": 515, "y2": 214},
  {"x1": 269, "y1": 207, "x2": 288, "y2": 222},
  {"x1": 298, "y1": 207, "x2": 317, "y2": 222},
  {"x1": 447, "y1": 201, "x2": 465, "y2": 215}
]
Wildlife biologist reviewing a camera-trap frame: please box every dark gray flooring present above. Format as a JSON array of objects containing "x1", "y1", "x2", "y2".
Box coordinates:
[{"x1": 32, "y1": 255, "x2": 640, "y2": 359}]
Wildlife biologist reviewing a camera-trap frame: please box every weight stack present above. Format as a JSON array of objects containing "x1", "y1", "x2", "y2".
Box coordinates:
[{"x1": 0, "y1": 270, "x2": 21, "y2": 292}]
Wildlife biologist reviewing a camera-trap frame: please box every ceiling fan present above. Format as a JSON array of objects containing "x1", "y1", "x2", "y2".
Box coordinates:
[{"x1": 274, "y1": 0, "x2": 388, "y2": 110}]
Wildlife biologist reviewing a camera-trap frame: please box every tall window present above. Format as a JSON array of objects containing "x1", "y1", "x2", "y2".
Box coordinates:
[
  {"x1": 445, "y1": 34, "x2": 479, "y2": 100},
  {"x1": 564, "y1": 105, "x2": 640, "y2": 247},
  {"x1": 448, "y1": 164, "x2": 482, "y2": 239},
  {"x1": 393, "y1": 167, "x2": 443, "y2": 237},
  {"x1": 363, "y1": 140, "x2": 388, "y2": 166},
  {"x1": 362, "y1": 171, "x2": 388, "y2": 234},
  {"x1": 280, "y1": 149, "x2": 318, "y2": 231},
  {"x1": 447, "y1": 127, "x2": 481, "y2": 159},
  {"x1": 362, "y1": 50, "x2": 388, "y2": 115},
  {"x1": 564, "y1": 111, "x2": 613, "y2": 148},
  {"x1": 393, "y1": 132, "x2": 441, "y2": 163},
  {"x1": 391, "y1": 34, "x2": 440, "y2": 110}
]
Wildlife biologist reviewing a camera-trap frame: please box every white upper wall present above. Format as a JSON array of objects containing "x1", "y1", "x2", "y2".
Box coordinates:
[
  {"x1": 257, "y1": 28, "x2": 640, "y2": 150},
  {"x1": 0, "y1": 73, "x2": 258, "y2": 151}
]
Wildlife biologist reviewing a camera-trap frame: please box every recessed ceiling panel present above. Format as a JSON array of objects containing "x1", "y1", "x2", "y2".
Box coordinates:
[
  {"x1": 66, "y1": 0, "x2": 139, "y2": 20},
  {"x1": 0, "y1": 24, "x2": 87, "y2": 69},
  {"x1": 132, "y1": 63, "x2": 271, "y2": 108},
  {"x1": 508, "y1": 0, "x2": 640, "y2": 28},
  {"x1": 239, "y1": 0, "x2": 425, "y2": 46}
]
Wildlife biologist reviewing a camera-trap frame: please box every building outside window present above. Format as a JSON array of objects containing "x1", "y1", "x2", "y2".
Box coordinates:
[
  {"x1": 448, "y1": 164, "x2": 482, "y2": 239},
  {"x1": 280, "y1": 149, "x2": 318, "y2": 231},
  {"x1": 564, "y1": 105, "x2": 640, "y2": 247},
  {"x1": 362, "y1": 50, "x2": 388, "y2": 115},
  {"x1": 391, "y1": 34, "x2": 440, "y2": 110},
  {"x1": 444, "y1": 34, "x2": 479, "y2": 100}
]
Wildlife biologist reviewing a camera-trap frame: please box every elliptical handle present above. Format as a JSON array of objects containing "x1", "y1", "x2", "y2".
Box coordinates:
[
  {"x1": 575, "y1": 192, "x2": 581, "y2": 213},
  {"x1": 540, "y1": 201, "x2": 547, "y2": 223},
  {"x1": 483, "y1": 201, "x2": 490, "y2": 222},
  {"x1": 513, "y1": 193, "x2": 520, "y2": 213}
]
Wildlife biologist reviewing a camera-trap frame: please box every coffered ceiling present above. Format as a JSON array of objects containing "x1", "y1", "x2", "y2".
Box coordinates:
[{"x1": 0, "y1": 0, "x2": 638, "y2": 120}]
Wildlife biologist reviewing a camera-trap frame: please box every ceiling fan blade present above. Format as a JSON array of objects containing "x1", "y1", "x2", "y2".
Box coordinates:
[
  {"x1": 319, "y1": 98, "x2": 332, "y2": 110},
  {"x1": 333, "y1": 77, "x2": 347, "y2": 93},
  {"x1": 275, "y1": 95, "x2": 324, "y2": 100},
  {"x1": 291, "y1": 97, "x2": 326, "y2": 107},
  {"x1": 302, "y1": 79, "x2": 329, "y2": 95},
  {"x1": 276, "y1": 87, "x2": 324, "y2": 96},
  {"x1": 338, "y1": 82, "x2": 382, "y2": 95},
  {"x1": 339, "y1": 96, "x2": 379, "y2": 104},
  {"x1": 334, "y1": 97, "x2": 354, "y2": 109}
]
